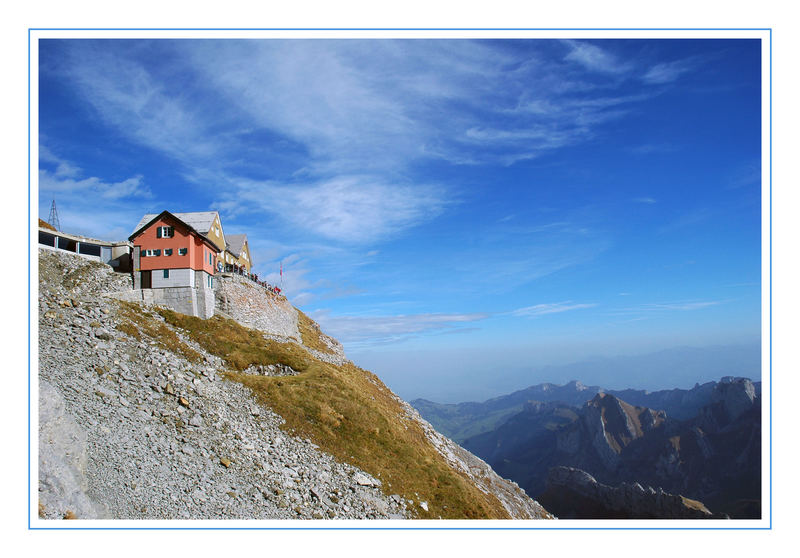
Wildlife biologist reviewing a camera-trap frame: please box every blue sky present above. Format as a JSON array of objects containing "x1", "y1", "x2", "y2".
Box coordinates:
[{"x1": 37, "y1": 38, "x2": 763, "y2": 401}]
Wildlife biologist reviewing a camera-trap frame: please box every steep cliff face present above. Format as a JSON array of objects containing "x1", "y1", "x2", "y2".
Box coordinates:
[
  {"x1": 579, "y1": 393, "x2": 666, "y2": 470},
  {"x1": 37, "y1": 249, "x2": 550, "y2": 520}
]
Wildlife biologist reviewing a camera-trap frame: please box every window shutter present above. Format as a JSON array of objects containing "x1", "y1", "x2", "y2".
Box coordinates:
[
  {"x1": 169, "y1": 226, "x2": 174, "y2": 237},
  {"x1": 156, "y1": 227, "x2": 162, "y2": 238}
]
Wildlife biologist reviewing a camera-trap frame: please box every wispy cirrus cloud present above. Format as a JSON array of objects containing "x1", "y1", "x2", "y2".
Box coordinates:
[
  {"x1": 47, "y1": 39, "x2": 659, "y2": 245},
  {"x1": 562, "y1": 40, "x2": 631, "y2": 74},
  {"x1": 609, "y1": 300, "x2": 726, "y2": 317},
  {"x1": 645, "y1": 300, "x2": 724, "y2": 311},
  {"x1": 216, "y1": 175, "x2": 447, "y2": 243},
  {"x1": 510, "y1": 301, "x2": 598, "y2": 317},
  {"x1": 642, "y1": 59, "x2": 696, "y2": 84},
  {"x1": 310, "y1": 309, "x2": 490, "y2": 345}
]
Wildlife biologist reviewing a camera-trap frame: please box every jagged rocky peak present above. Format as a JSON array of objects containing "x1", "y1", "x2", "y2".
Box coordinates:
[
  {"x1": 582, "y1": 392, "x2": 666, "y2": 457},
  {"x1": 587, "y1": 392, "x2": 665, "y2": 430},
  {"x1": 712, "y1": 377, "x2": 757, "y2": 422},
  {"x1": 565, "y1": 379, "x2": 588, "y2": 391}
]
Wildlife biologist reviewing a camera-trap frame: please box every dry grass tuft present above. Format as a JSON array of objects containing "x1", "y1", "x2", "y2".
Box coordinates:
[
  {"x1": 296, "y1": 310, "x2": 335, "y2": 354},
  {"x1": 681, "y1": 496, "x2": 710, "y2": 512},
  {"x1": 115, "y1": 302, "x2": 202, "y2": 363}
]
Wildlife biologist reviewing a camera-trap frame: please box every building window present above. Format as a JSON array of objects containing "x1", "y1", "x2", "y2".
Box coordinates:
[
  {"x1": 178, "y1": 248, "x2": 187, "y2": 255},
  {"x1": 208, "y1": 275, "x2": 213, "y2": 288},
  {"x1": 164, "y1": 248, "x2": 173, "y2": 256},
  {"x1": 163, "y1": 270, "x2": 170, "y2": 279},
  {"x1": 39, "y1": 231, "x2": 56, "y2": 247},
  {"x1": 144, "y1": 249, "x2": 155, "y2": 257},
  {"x1": 156, "y1": 226, "x2": 174, "y2": 238},
  {"x1": 78, "y1": 243, "x2": 101, "y2": 257},
  {"x1": 208, "y1": 252, "x2": 212, "y2": 266}
]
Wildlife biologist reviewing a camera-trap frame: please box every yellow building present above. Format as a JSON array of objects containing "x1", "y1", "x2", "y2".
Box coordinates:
[{"x1": 223, "y1": 234, "x2": 253, "y2": 274}]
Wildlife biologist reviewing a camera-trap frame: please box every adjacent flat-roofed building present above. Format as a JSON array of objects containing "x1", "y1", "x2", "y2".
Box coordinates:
[
  {"x1": 223, "y1": 233, "x2": 253, "y2": 274},
  {"x1": 38, "y1": 219, "x2": 131, "y2": 271},
  {"x1": 129, "y1": 210, "x2": 220, "y2": 318}
]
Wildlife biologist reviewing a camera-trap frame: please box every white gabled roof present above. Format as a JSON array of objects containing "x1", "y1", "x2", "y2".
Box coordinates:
[
  {"x1": 132, "y1": 211, "x2": 220, "y2": 236},
  {"x1": 225, "y1": 234, "x2": 248, "y2": 257}
]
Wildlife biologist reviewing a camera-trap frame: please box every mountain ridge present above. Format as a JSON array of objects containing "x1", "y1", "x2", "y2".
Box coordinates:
[
  {"x1": 454, "y1": 380, "x2": 761, "y2": 518},
  {"x1": 413, "y1": 377, "x2": 762, "y2": 443}
]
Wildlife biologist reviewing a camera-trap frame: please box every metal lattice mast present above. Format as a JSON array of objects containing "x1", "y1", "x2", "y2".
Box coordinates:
[{"x1": 47, "y1": 199, "x2": 61, "y2": 231}]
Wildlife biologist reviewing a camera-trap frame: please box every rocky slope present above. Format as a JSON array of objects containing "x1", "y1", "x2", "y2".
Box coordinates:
[{"x1": 37, "y1": 249, "x2": 550, "y2": 520}]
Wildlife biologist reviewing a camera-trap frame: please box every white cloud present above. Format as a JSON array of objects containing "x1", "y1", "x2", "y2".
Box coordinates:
[
  {"x1": 563, "y1": 40, "x2": 630, "y2": 74},
  {"x1": 647, "y1": 301, "x2": 723, "y2": 311},
  {"x1": 510, "y1": 301, "x2": 598, "y2": 317},
  {"x1": 219, "y1": 175, "x2": 446, "y2": 243},
  {"x1": 310, "y1": 310, "x2": 490, "y2": 344},
  {"x1": 39, "y1": 145, "x2": 151, "y2": 201},
  {"x1": 56, "y1": 40, "x2": 654, "y2": 179},
  {"x1": 610, "y1": 300, "x2": 726, "y2": 316},
  {"x1": 642, "y1": 60, "x2": 694, "y2": 84},
  {"x1": 38, "y1": 146, "x2": 154, "y2": 239},
  {"x1": 47, "y1": 40, "x2": 658, "y2": 246}
]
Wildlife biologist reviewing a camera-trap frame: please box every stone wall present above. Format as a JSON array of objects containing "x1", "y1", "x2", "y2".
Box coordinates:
[
  {"x1": 116, "y1": 286, "x2": 214, "y2": 319},
  {"x1": 214, "y1": 274, "x2": 300, "y2": 341}
]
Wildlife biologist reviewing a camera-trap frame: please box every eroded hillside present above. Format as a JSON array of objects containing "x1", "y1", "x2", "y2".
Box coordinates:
[{"x1": 37, "y1": 249, "x2": 551, "y2": 520}]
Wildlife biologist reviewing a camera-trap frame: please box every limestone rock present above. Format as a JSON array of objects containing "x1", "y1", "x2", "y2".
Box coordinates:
[{"x1": 38, "y1": 380, "x2": 109, "y2": 520}]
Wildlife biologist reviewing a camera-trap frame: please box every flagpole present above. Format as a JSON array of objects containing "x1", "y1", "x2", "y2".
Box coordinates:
[{"x1": 280, "y1": 260, "x2": 283, "y2": 291}]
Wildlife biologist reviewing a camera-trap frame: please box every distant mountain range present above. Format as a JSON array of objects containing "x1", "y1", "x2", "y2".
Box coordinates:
[
  {"x1": 412, "y1": 377, "x2": 761, "y2": 443},
  {"x1": 413, "y1": 377, "x2": 761, "y2": 518}
]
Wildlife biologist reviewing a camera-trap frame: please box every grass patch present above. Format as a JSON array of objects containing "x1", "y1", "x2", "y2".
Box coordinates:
[
  {"x1": 156, "y1": 308, "x2": 310, "y2": 371},
  {"x1": 115, "y1": 302, "x2": 202, "y2": 363},
  {"x1": 146, "y1": 304, "x2": 512, "y2": 519},
  {"x1": 296, "y1": 310, "x2": 335, "y2": 354},
  {"x1": 681, "y1": 496, "x2": 710, "y2": 513},
  {"x1": 228, "y1": 362, "x2": 512, "y2": 519}
]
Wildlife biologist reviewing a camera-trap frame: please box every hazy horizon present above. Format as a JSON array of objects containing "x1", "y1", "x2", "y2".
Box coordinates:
[{"x1": 352, "y1": 341, "x2": 761, "y2": 404}]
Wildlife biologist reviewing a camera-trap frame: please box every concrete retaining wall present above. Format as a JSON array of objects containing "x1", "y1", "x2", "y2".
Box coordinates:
[{"x1": 151, "y1": 268, "x2": 192, "y2": 289}]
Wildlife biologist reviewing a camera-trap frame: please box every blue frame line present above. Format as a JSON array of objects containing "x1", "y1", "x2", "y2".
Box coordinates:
[
  {"x1": 27, "y1": 27, "x2": 32, "y2": 532},
  {"x1": 27, "y1": 27, "x2": 773, "y2": 532},
  {"x1": 768, "y1": 28, "x2": 773, "y2": 528},
  {"x1": 27, "y1": 27, "x2": 771, "y2": 31}
]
